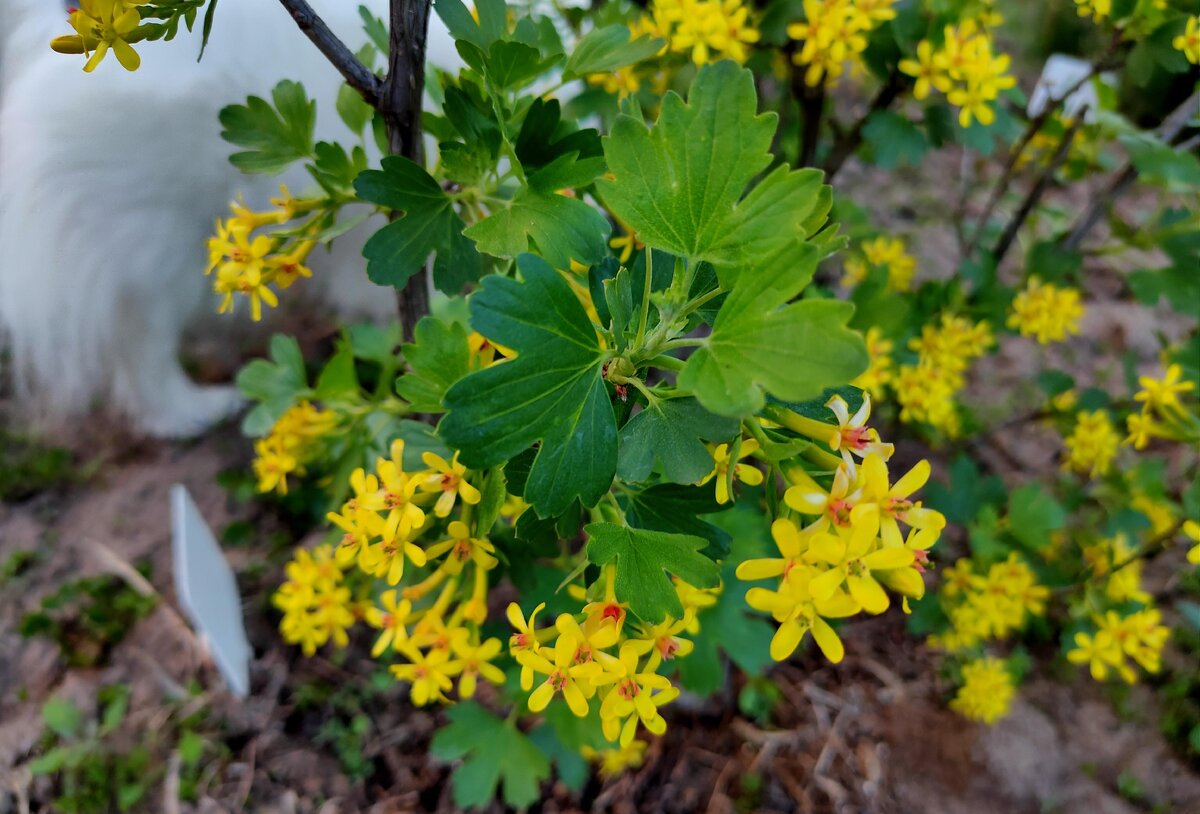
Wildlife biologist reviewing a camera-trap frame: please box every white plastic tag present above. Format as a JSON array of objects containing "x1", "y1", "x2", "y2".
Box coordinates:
[{"x1": 170, "y1": 484, "x2": 252, "y2": 698}]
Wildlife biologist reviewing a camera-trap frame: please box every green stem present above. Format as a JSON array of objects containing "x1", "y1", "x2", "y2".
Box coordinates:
[{"x1": 635, "y1": 249, "x2": 653, "y2": 349}]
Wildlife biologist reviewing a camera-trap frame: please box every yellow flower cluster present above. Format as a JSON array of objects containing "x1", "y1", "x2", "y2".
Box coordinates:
[
  {"x1": 1074, "y1": 0, "x2": 1112, "y2": 22},
  {"x1": 950, "y1": 657, "x2": 1015, "y2": 724},
  {"x1": 1185, "y1": 520, "x2": 1200, "y2": 565},
  {"x1": 892, "y1": 314, "x2": 994, "y2": 434},
  {"x1": 582, "y1": 739, "x2": 648, "y2": 778},
  {"x1": 1176, "y1": 16, "x2": 1200, "y2": 64},
  {"x1": 642, "y1": 0, "x2": 761, "y2": 66},
  {"x1": 900, "y1": 18, "x2": 1016, "y2": 127},
  {"x1": 252, "y1": 401, "x2": 339, "y2": 495},
  {"x1": 509, "y1": 568, "x2": 719, "y2": 746},
  {"x1": 852, "y1": 328, "x2": 894, "y2": 398},
  {"x1": 1062, "y1": 409, "x2": 1119, "y2": 478},
  {"x1": 842, "y1": 236, "x2": 917, "y2": 292},
  {"x1": 931, "y1": 554, "x2": 1048, "y2": 653},
  {"x1": 274, "y1": 544, "x2": 359, "y2": 656},
  {"x1": 787, "y1": 0, "x2": 898, "y2": 88},
  {"x1": 205, "y1": 187, "x2": 321, "y2": 322},
  {"x1": 1006, "y1": 277, "x2": 1085, "y2": 344},
  {"x1": 736, "y1": 429, "x2": 944, "y2": 661},
  {"x1": 50, "y1": 0, "x2": 148, "y2": 72},
  {"x1": 1067, "y1": 608, "x2": 1169, "y2": 684},
  {"x1": 1082, "y1": 534, "x2": 1150, "y2": 605},
  {"x1": 1125, "y1": 364, "x2": 1198, "y2": 450}
]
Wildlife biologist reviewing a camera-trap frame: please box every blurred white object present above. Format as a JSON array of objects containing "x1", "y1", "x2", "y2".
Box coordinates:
[
  {"x1": 171, "y1": 484, "x2": 251, "y2": 698},
  {"x1": 1027, "y1": 54, "x2": 1102, "y2": 122},
  {"x1": 0, "y1": 0, "x2": 458, "y2": 438}
]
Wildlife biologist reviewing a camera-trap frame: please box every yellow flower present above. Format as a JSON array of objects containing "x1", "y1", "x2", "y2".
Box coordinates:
[
  {"x1": 448, "y1": 634, "x2": 506, "y2": 699},
  {"x1": 1062, "y1": 410, "x2": 1119, "y2": 478},
  {"x1": 599, "y1": 645, "x2": 678, "y2": 746},
  {"x1": 519, "y1": 632, "x2": 610, "y2": 717},
  {"x1": 390, "y1": 643, "x2": 461, "y2": 706},
  {"x1": 1007, "y1": 277, "x2": 1085, "y2": 344},
  {"x1": 950, "y1": 657, "x2": 1014, "y2": 724},
  {"x1": 424, "y1": 520, "x2": 498, "y2": 575},
  {"x1": 1183, "y1": 520, "x2": 1200, "y2": 565},
  {"x1": 366, "y1": 590, "x2": 414, "y2": 656},
  {"x1": 699, "y1": 439, "x2": 763, "y2": 504},
  {"x1": 252, "y1": 401, "x2": 337, "y2": 494},
  {"x1": 1074, "y1": 0, "x2": 1112, "y2": 22},
  {"x1": 851, "y1": 328, "x2": 894, "y2": 397},
  {"x1": 582, "y1": 739, "x2": 648, "y2": 779},
  {"x1": 736, "y1": 517, "x2": 814, "y2": 583},
  {"x1": 805, "y1": 524, "x2": 915, "y2": 614},
  {"x1": 1175, "y1": 16, "x2": 1200, "y2": 65},
  {"x1": 53, "y1": 0, "x2": 148, "y2": 72},
  {"x1": 373, "y1": 509, "x2": 429, "y2": 585},
  {"x1": 420, "y1": 451, "x2": 482, "y2": 518},
  {"x1": 587, "y1": 67, "x2": 641, "y2": 97},
  {"x1": 899, "y1": 40, "x2": 944, "y2": 100},
  {"x1": 1134, "y1": 364, "x2": 1195, "y2": 413},
  {"x1": 1123, "y1": 409, "x2": 1159, "y2": 449},
  {"x1": 744, "y1": 565, "x2": 859, "y2": 661}
]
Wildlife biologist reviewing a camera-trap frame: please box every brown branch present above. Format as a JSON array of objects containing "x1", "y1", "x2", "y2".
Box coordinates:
[
  {"x1": 382, "y1": 0, "x2": 433, "y2": 340},
  {"x1": 276, "y1": 0, "x2": 381, "y2": 106},
  {"x1": 964, "y1": 66, "x2": 1101, "y2": 258},
  {"x1": 1061, "y1": 91, "x2": 1200, "y2": 251},
  {"x1": 990, "y1": 110, "x2": 1087, "y2": 267},
  {"x1": 822, "y1": 69, "x2": 906, "y2": 180},
  {"x1": 793, "y1": 66, "x2": 826, "y2": 168}
]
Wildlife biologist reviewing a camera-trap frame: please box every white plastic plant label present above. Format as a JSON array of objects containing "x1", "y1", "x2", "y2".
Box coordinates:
[
  {"x1": 1028, "y1": 54, "x2": 1101, "y2": 122},
  {"x1": 170, "y1": 484, "x2": 252, "y2": 698}
]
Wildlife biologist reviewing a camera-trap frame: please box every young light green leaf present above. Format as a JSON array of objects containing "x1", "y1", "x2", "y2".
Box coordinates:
[
  {"x1": 679, "y1": 247, "x2": 868, "y2": 417},
  {"x1": 617, "y1": 398, "x2": 738, "y2": 484},
  {"x1": 597, "y1": 61, "x2": 830, "y2": 283},
  {"x1": 336, "y1": 82, "x2": 373, "y2": 136},
  {"x1": 219, "y1": 80, "x2": 315, "y2": 174},
  {"x1": 430, "y1": 701, "x2": 550, "y2": 809},
  {"x1": 563, "y1": 24, "x2": 664, "y2": 79},
  {"x1": 395, "y1": 316, "x2": 472, "y2": 412},
  {"x1": 584, "y1": 522, "x2": 721, "y2": 622},
  {"x1": 354, "y1": 156, "x2": 482, "y2": 295},
  {"x1": 236, "y1": 334, "x2": 311, "y2": 435},
  {"x1": 434, "y1": 0, "x2": 508, "y2": 51},
  {"x1": 441, "y1": 255, "x2": 616, "y2": 516},
  {"x1": 464, "y1": 189, "x2": 611, "y2": 269}
]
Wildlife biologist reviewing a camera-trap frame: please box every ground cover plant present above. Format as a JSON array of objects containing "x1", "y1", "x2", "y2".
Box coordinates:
[{"x1": 34, "y1": 0, "x2": 1200, "y2": 808}]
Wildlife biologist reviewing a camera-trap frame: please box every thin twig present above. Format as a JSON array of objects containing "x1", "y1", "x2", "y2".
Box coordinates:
[
  {"x1": 990, "y1": 110, "x2": 1088, "y2": 266},
  {"x1": 793, "y1": 66, "x2": 826, "y2": 168},
  {"x1": 1062, "y1": 93, "x2": 1200, "y2": 250},
  {"x1": 965, "y1": 66, "x2": 1100, "y2": 257},
  {"x1": 275, "y1": 0, "x2": 381, "y2": 106}
]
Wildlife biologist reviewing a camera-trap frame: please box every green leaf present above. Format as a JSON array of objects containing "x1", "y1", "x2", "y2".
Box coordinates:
[
  {"x1": 441, "y1": 255, "x2": 617, "y2": 516},
  {"x1": 624, "y1": 483, "x2": 732, "y2": 560},
  {"x1": 236, "y1": 334, "x2": 310, "y2": 435},
  {"x1": 314, "y1": 341, "x2": 359, "y2": 400},
  {"x1": 515, "y1": 98, "x2": 605, "y2": 191},
  {"x1": 219, "y1": 80, "x2": 315, "y2": 174},
  {"x1": 464, "y1": 188, "x2": 611, "y2": 269},
  {"x1": 41, "y1": 698, "x2": 83, "y2": 740},
  {"x1": 434, "y1": 0, "x2": 508, "y2": 51},
  {"x1": 679, "y1": 247, "x2": 868, "y2": 418},
  {"x1": 358, "y1": 4, "x2": 389, "y2": 53},
  {"x1": 478, "y1": 40, "x2": 561, "y2": 90},
  {"x1": 584, "y1": 522, "x2": 720, "y2": 622},
  {"x1": 562, "y1": 24, "x2": 664, "y2": 78},
  {"x1": 597, "y1": 61, "x2": 830, "y2": 283},
  {"x1": 336, "y1": 83, "x2": 373, "y2": 136},
  {"x1": 1120, "y1": 132, "x2": 1200, "y2": 192},
  {"x1": 395, "y1": 316, "x2": 472, "y2": 411},
  {"x1": 617, "y1": 398, "x2": 737, "y2": 484},
  {"x1": 430, "y1": 701, "x2": 550, "y2": 809},
  {"x1": 1007, "y1": 483, "x2": 1066, "y2": 551},
  {"x1": 862, "y1": 110, "x2": 928, "y2": 169},
  {"x1": 354, "y1": 156, "x2": 482, "y2": 295}
]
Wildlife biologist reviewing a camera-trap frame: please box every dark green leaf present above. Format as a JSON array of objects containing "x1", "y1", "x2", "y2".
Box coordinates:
[
  {"x1": 219, "y1": 81, "x2": 315, "y2": 174},
  {"x1": 562, "y1": 25, "x2": 664, "y2": 78},
  {"x1": 441, "y1": 255, "x2": 617, "y2": 515},
  {"x1": 431, "y1": 702, "x2": 550, "y2": 809},
  {"x1": 464, "y1": 188, "x2": 611, "y2": 268},
  {"x1": 354, "y1": 156, "x2": 482, "y2": 294},
  {"x1": 395, "y1": 317, "x2": 472, "y2": 411}
]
